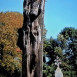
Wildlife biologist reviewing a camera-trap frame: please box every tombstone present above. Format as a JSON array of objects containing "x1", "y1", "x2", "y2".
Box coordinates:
[
  {"x1": 55, "y1": 67, "x2": 63, "y2": 77},
  {"x1": 55, "y1": 56, "x2": 63, "y2": 77}
]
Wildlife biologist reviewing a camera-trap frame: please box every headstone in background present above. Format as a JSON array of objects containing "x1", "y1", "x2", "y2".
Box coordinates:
[
  {"x1": 55, "y1": 67, "x2": 63, "y2": 77},
  {"x1": 55, "y1": 56, "x2": 63, "y2": 77}
]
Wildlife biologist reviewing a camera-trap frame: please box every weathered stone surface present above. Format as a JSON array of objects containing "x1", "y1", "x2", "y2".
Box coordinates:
[
  {"x1": 55, "y1": 67, "x2": 63, "y2": 77},
  {"x1": 17, "y1": 0, "x2": 45, "y2": 77}
]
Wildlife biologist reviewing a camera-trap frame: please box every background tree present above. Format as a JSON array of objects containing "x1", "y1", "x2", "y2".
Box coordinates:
[
  {"x1": 0, "y1": 12, "x2": 23, "y2": 77},
  {"x1": 43, "y1": 27, "x2": 77, "y2": 77}
]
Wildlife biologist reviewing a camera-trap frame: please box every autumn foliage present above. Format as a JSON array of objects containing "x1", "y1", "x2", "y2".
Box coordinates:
[{"x1": 0, "y1": 12, "x2": 23, "y2": 76}]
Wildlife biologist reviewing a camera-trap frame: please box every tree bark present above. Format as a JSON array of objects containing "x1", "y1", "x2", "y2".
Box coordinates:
[{"x1": 17, "y1": 0, "x2": 45, "y2": 77}]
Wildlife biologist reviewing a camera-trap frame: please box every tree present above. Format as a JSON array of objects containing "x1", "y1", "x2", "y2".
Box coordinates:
[
  {"x1": 59, "y1": 27, "x2": 77, "y2": 76},
  {"x1": 43, "y1": 27, "x2": 77, "y2": 77},
  {"x1": 0, "y1": 12, "x2": 23, "y2": 77}
]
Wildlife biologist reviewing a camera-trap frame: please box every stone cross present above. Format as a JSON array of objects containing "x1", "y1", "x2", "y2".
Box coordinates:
[
  {"x1": 55, "y1": 56, "x2": 61, "y2": 68},
  {"x1": 55, "y1": 56, "x2": 63, "y2": 77}
]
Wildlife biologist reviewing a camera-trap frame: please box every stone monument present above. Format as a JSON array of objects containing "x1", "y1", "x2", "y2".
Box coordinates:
[{"x1": 55, "y1": 56, "x2": 63, "y2": 77}]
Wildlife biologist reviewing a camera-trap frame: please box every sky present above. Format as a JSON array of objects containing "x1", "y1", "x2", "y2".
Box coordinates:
[{"x1": 0, "y1": 0, "x2": 77, "y2": 39}]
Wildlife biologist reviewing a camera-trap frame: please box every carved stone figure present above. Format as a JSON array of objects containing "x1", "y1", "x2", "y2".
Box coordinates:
[{"x1": 17, "y1": 0, "x2": 45, "y2": 77}]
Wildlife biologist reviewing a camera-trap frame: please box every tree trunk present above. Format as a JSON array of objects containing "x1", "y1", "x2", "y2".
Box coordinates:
[{"x1": 17, "y1": 0, "x2": 45, "y2": 77}]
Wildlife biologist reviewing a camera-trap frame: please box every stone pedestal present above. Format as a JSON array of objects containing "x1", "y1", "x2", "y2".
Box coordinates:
[{"x1": 55, "y1": 67, "x2": 63, "y2": 77}]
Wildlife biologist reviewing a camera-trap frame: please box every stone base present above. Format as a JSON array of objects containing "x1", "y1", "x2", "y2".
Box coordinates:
[{"x1": 55, "y1": 67, "x2": 63, "y2": 77}]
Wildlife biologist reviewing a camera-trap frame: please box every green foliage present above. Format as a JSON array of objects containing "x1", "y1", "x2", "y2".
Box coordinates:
[
  {"x1": 60, "y1": 27, "x2": 76, "y2": 39},
  {"x1": 57, "y1": 34, "x2": 66, "y2": 49},
  {"x1": 43, "y1": 63, "x2": 55, "y2": 77},
  {"x1": 0, "y1": 74, "x2": 6, "y2": 77},
  {"x1": 54, "y1": 47, "x2": 62, "y2": 57},
  {"x1": 43, "y1": 27, "x2": 77, "y2": 77}
]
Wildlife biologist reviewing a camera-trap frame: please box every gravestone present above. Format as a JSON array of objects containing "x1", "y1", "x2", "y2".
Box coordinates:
[
  {"x1": 55, "y1": 56, "x2": 63, "y2": 77},
  {"x1": 55, "y1": 67, "x2": 63, "y2": 77}
]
